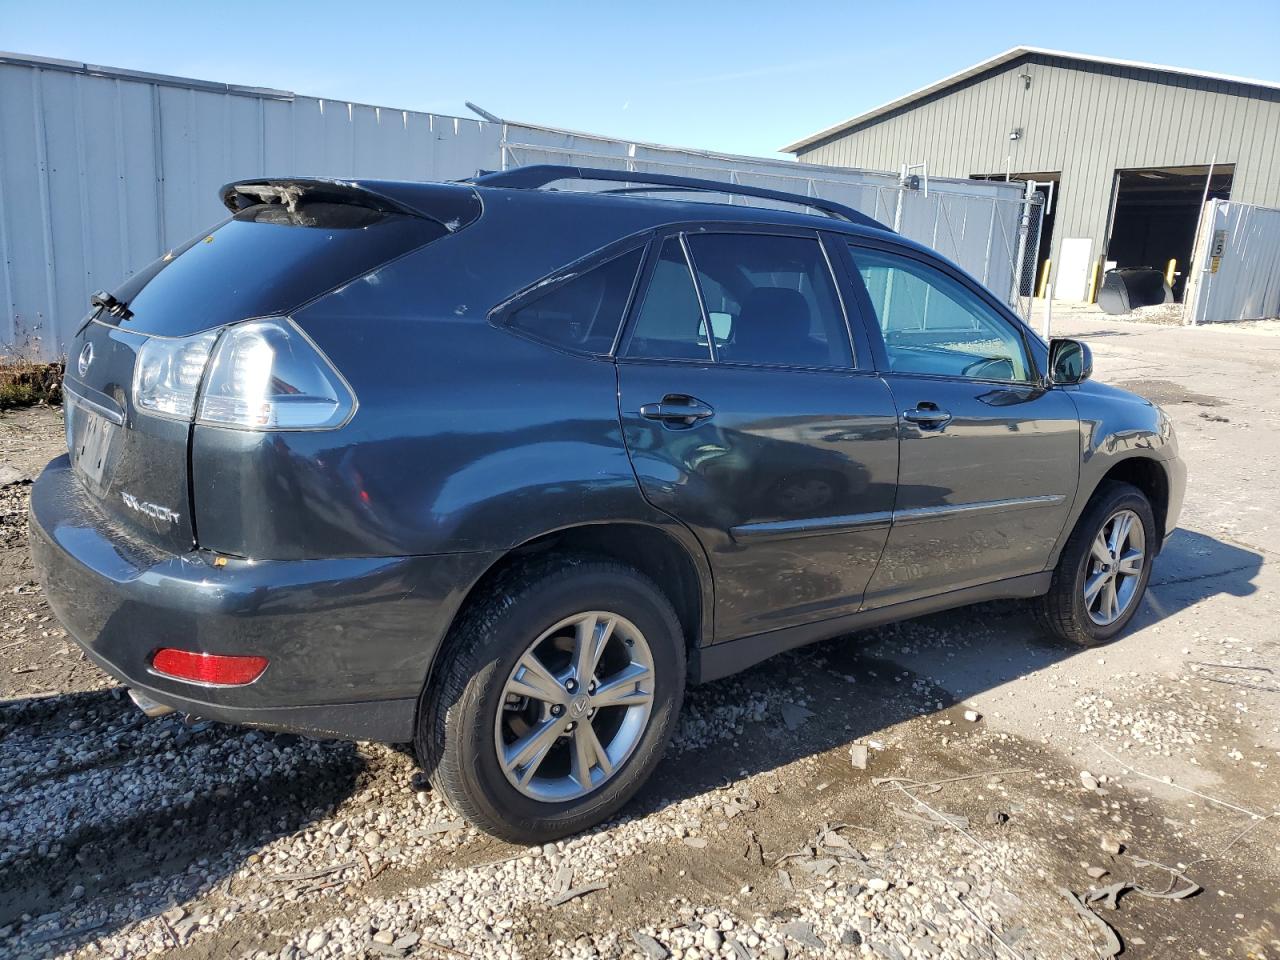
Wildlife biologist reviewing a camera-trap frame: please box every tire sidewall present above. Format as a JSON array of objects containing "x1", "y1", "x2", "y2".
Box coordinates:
[
  {"x1": 434, "y1": 564, "x2": 684, "y2": 840},
  {"x1": 1066, "y1": 488, "x2": 1156, "y2": 642}
]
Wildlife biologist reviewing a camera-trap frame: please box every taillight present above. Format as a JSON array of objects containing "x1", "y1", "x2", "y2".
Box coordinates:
[
  {"x1": 199, "y1": 318, "x2": 355, "y2": 429},
  {"x1": 131, "y1": 316, "x2": 355, "y2": 431},
  {"x1": 132, "y1": 331, "x2": 219, "y2": 420},
  {"x1": 151, "y1": 648, "x2": 268, "y2": 685}
]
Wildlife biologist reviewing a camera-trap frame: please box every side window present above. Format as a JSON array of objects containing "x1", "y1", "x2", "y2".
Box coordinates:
[
  {"x1": 505, "y1": 247, "x2": 644, "y2": 354},
  {"x1": 685, "y1": 233, "x2": 852, "y2": 368},
  {"x1": 849, "y1": 246, "x2": 1031, "y2": 382},
  {"x1": 625, "y1": 238, "x2": 712, "y2": 361}
]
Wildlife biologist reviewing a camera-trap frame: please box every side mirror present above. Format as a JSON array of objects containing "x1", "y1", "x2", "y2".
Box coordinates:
[{"x1": 1049, "y1": 338, "x2": 1092, "y2": 385}]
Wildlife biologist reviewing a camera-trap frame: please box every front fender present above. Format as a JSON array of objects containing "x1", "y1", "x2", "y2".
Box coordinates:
[{"x1": 1047, "y1": 381, "x2": 1184, "y2": 566}]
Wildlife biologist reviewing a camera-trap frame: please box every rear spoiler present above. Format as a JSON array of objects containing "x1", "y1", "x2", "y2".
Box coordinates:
[{"x1": 220, "y1": 178, "x2": 482, "y2": 233}]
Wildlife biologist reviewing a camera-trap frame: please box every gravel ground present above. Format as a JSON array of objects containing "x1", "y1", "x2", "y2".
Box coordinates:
[{"x1": 2, "y1": 311, "x2": 1279, "y2": 960}]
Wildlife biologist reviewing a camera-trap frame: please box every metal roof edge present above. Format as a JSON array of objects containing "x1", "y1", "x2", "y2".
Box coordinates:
[
  {"x1": 0, "y1": 49, "x2": 296, "y2": 99},
  {"x1": 780, "y1": 45, "x2": 1280, "y2": 154}
]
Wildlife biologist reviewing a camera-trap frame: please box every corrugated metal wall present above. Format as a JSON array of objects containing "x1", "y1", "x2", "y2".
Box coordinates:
[
  {"x1": 0, "y1": 51, "x2": 1028, "y2": 358},
  {"x1": 1185, "y1": 200, "x2": 1280, "y2": 323},
  {"x1": 796, "y1": 52, "x2": 1280, "y2": 291}
]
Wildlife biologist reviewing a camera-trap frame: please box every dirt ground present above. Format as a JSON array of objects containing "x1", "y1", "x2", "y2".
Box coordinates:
[{"x1": 1, "y1": 308, "x2": 1278, "y2": 960}]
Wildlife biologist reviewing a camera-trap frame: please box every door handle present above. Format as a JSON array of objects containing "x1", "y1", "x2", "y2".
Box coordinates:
[
  {"x1": 640, "y1": 395, "x2": 715, "y2": 427},
  {"x1": 903, "y1": 403, "x2": 952, "y2": 428}
]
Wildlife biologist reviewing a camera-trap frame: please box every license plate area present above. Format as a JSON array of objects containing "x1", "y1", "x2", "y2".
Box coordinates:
[{"x1": 67, "y1": 396, "x2": 121, "y2": 495}]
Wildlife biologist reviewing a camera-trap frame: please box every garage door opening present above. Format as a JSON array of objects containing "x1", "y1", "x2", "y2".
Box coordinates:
[{"x1": 1106, "y1": 165, "x2": 1233, "y2": 301}]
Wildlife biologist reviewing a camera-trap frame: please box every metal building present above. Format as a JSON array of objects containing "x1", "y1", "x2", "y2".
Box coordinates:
[
  {"x1": 783, "y1": 47, "x2": 1280, "y2": 304},
  {"x1": 1, "y1": 51, "x2": 1036, "y2": 358}
]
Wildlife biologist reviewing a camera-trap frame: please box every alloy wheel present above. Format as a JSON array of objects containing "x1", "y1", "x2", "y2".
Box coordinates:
[
  {"x1": 1083, "y1": 508, "x2": 1146, "y2": 626},
  {"x1": 494, "y1": 611, "x2": 655, "y2": 802}
]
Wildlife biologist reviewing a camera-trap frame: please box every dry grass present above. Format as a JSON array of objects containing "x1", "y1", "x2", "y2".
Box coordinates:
[
  {"x1": 0, "y1": 331, "x2": 64, "y2": 410},
  {"x1": 0, "y1": 357, "x2": 64, "y2": 409}
]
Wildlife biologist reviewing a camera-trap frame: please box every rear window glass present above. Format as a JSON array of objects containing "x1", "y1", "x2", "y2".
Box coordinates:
[
  {"x1": 504, "y1": 248, "x2": 644, "y2": 354},
  {"x1": 111, "y1": 202, "x2": 446, "y2": 338}
]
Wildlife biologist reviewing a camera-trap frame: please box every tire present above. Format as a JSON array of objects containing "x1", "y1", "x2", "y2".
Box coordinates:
[
  {"x1": 1035, "y1": 481, "x2": 1156, "y2": 646},
  {"x1": 417, "y1": 554, "x2": 685, "y2": 843}
]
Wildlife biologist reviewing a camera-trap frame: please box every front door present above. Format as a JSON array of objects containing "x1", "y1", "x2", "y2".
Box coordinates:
[
  {"x1": 842, "y1": 240, "x2": 1081, "y2": 606},
  {"x1": 616, "y1": 229, "x2": 899, "y2": 641}
]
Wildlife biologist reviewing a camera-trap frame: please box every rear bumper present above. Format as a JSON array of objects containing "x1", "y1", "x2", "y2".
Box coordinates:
[{"x1": 29, "y1": 455, "x2": 497, "y2": 742}]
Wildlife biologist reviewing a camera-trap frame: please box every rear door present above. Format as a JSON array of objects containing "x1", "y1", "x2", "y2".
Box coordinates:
[
  {"x1": 61, "y1": 192, "x2": 448, "y2": 552},
  {"x1": 840, "y1": 238, "x2": 1080, "y2": 606},
  {"x1": 616, "y1": 226, "x2": 899, "y2": 641}
]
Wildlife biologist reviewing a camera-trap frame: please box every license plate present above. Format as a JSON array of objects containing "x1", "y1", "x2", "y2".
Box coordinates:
[{"x1": 67, "y1": 397, "x2": 119, "y2": 493}]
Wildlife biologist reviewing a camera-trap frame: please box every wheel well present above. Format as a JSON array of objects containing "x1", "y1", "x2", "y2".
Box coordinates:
[
  {"x1": 1099, "y1": 458, "x2": 1170, "y2": 546},
  {"x1": 458, "y1": 524, "x2": 704, "y2": 651}
]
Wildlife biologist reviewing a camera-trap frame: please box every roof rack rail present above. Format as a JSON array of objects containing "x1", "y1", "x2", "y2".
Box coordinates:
[{"x1": 470, "y1": 165, "x2": 889, "y2": 230}]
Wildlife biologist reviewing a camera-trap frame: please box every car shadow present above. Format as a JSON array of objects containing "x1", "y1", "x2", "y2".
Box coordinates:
[
  {"x1": 630, "y1": 526, "x2": 1263, "y2": 812},
  {"x1": 0, "y1": 530, "x2": 1260, "y2": 956},
  {"x1": 0, "y1": 689, "x2": 365, "y2": 957}
]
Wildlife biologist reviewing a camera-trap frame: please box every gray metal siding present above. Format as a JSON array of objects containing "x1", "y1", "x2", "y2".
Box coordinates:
[
  {"x1": 0, "y1": 60, "x2": 500, "y2": 356},
  {"x1": 1, "y1": 53, "x2": 1030, "y2": 358},
  {"x1": 798, "y1": 54, "x2": 1280, "y2": 280}
]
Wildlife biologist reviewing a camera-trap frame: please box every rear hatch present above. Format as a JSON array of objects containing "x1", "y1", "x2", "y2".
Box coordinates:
[{"x1": 62, "y1": 178, "x2": 475, "y2": 552}]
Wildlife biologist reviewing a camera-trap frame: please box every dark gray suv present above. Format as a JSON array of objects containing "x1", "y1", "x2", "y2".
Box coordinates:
[{"x1": 30, "y1": 166, "x2": 1186, "y2": 841}]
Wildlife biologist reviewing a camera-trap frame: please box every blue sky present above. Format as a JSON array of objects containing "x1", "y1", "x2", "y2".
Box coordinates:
[{"x1": 3, "y1": 0, "x2": 1278, "y2": 158}]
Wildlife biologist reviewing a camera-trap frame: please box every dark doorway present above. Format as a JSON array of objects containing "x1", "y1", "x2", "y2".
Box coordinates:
[
  {"x1": 1106, "y1": 165, "x2": 1233, "y2": 301},
  {"x1": 971, "y1": 172, "x2": 1059, "y2": 297}
]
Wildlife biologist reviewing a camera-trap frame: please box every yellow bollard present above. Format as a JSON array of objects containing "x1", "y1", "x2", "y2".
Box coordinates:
[
  {"x1": 1086, "y1": 259, "x2": 1102, "y2": 304},
  {"x1": 1165, "y1": 258, "x2": 1177, "y2": 287},
  {"x1": 1036, "y1": 259, "x2": 1052, "y2": 298}
]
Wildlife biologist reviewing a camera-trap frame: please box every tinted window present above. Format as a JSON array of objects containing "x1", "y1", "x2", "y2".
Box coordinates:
[
  {"x1": 850, "y1": 246, "x2": 1030, "y2": 382},
  {"x1": 112, "y1": 202, "x2": 447, "y2": 338},
  {"x1": 506, "y1": 247, "x2": 643, "y2": 354},
  {"x1": 686, "y1": 234, "x2": 851, "y2": 368},
  {"x1": 625, "y1": 239, "x2": 711, "y2": 361}
]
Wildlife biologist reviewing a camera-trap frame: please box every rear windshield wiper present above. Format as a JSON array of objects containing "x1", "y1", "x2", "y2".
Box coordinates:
[{"x1": 78, "y1": 290, "x2": 132, "y2": 334}]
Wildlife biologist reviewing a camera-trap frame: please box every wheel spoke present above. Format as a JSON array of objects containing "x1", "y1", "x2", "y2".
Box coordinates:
[
  {"x1": 573, "y1": 614, "x2": 615, "y2": 687},
  {"x1": 507, "y1": 652, "x2": 568, "y2": 706},
  {"x1": 577, "y1": 720, "x2": 613, "y2": 780},
  {"x1": 1102, "y1": 578, "x2": 1119, "y2": 622},
  {"x1": 570, "y1": 719, "x2": 612, "y2": 787},
  {"x1": 1083, "y1": 571, "x2": 1108, "y2": 605},
  {"x1": 1117, "y1": 548, "x2": 1144, "y2": 576},
  {"x1": 1091, "y1": 534, "x2": 1112, "y2": 566},
  {"x1": 590, "y1": 662, "x2": 654, "y2": 709},
  {"x1": 1108, "y1": 513, "x2": 1132, "y2": 555},
  {"x1": 503, "y1": 716, "x2": 567, "y2": 785}
]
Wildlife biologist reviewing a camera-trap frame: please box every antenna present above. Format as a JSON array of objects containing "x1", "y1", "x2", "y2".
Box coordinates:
[{"x1": 465, "y1": 101, "x2": 503, "y2": 124}]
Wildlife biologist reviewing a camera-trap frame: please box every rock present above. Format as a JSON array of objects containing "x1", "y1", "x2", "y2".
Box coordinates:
[
  {"x1": 781, "y1": 921, "x2": 825, "y2": 950},
  {"x1": 392, "y1": 933, "x2": 420, "y2": 950},
  {"x1": 162, "y1": 907, "x2": 186, "y2": 925},
  {"x1": 962, "y1": 709, "x2": 981, "y2": 722},
  {"x1": 364, "y1": 831, "x2": 382, "y2": 846},
  {"x1": 866, "y1": 878, "x2": 891, "y2": 893},
  {"x1": 780, "y1": 703, "x2": 814, "y2": 731},
  {"x1": 683, "y1": 837, "x2": 708, "y2": 849},
  {"x1": 1080, "y1": 771, "x2": 1100, "y2": 791},
  {"x1": 373, "y1": 929, "x2": 396, "y2": 945},
  {"x1": 702, "y1": 928, "x2": 723, "y2": 951},
  {"x1": 1100, "y1": 837, "x2": 1124, "y2": 855},
  {"x1": 0, "y1": 465, "x2": 28, "y2": 486},
  {"x1": 849, "y1": 743, "x2": 869, "y2": 770},
  {"x1": 633, "y1": 932, "x2": 670, "y2": 959},
  {"x1": 1087, "y1": 867, "x2": 1110, "y2": 879},
  {"x1": 305, "y1": 931, "x2": 328, "y2": 953},
  {"x1": 985, "y1": 809, "x2": 1008, "y2": 825},
  {"x1": 841, "y1": 928, "x2": 863, "y2": 946},
  {"x1": 763, "y1": 945, "x2": 788, "y2": 960}
]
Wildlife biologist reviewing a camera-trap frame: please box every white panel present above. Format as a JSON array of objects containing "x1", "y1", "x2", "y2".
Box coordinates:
[
  {"x1": 1056, "y1": 238, "x2": 1093, "y2": 302},
  {"x1": 1186, "y1": 200, "x2": 1280, "y2": 323}
]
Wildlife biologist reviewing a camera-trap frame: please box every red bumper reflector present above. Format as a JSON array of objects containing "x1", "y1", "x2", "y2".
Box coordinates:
[{"x1": 151, "y1": 649, "x2": 268, "y2": 685}]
